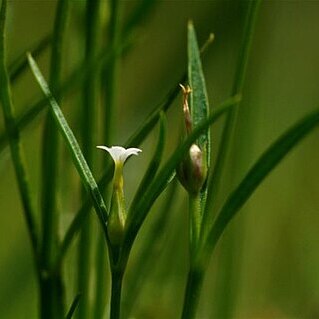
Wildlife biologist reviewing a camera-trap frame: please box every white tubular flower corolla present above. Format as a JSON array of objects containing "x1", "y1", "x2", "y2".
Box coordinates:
[
  {"x1": 96, "y1": 146, "x2": 142, "y2": 165},
  {"x1": 97, "y1": 145, "x2": 142, "y2": 246}
]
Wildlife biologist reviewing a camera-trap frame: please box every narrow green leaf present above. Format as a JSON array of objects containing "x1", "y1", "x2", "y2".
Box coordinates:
[
  {"x1": 65, "y1": 293, "x2": 81, "y2": 319},
  {"x1": 125, "y1": 95, "x2": 240, "y2": 248},
  {"x1": 129, "y1": 112, "x2": 166, "y2": 217},
  {"x1": 27, "y1": 53, "x2": 108, "y2": 233},
  {"x1": 188, "y1": 21, "x2": 210, "y2": 160},
  {"x1": 202, "y1": 107, "x2": 319, "y2": 266},
  {"x1": 187, "y1": 22, "x2": 211, "y2": 247}
]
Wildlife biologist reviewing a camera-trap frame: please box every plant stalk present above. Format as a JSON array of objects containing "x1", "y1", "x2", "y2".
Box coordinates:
[
  {"x1": 77, "y1": 0, "x2": 101, "y2": 318},
  {"x1": 39, "y1": 0, "x2": 69, "y2": 317},
  {"x1": 189, "y1": 194, "x2": 201, "y2": 256},
  {"x1": 181, "y1": 267, "x2": 204, "y2": 319},
  {"x1": 110, "y1": 268, "x2": 124, "y2": 319}
]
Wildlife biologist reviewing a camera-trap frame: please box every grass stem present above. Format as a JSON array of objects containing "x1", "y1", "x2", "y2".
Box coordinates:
[
  {"x1": 77, "y1": 0, "x2": 101, "y2": 318},
  {"x1": 181, "y1": 267, "x2": 204, "y2": 319},
  {"x1": 39, "y1": 0, "x2": 69, "y2": 317},
  {"x1": 0, "y1": 0, "x2": 39, "y2": 267},
  {"x1": 110, "y1": 269, "x2": 124, "y2": 319}
]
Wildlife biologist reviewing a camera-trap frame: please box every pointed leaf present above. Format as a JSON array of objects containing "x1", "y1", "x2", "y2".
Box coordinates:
[
  {"x1": 27, "y1": 53, "x2": 108, "y2": 232},
  {"x1": 188, "y1": 21, "x2": 210, "y2": 162}
]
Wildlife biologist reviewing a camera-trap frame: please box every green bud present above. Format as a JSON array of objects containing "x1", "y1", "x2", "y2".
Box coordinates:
[
  {"x1": 107, "y1": 186, "x2": 126, "y2": 246},
  {"x1": 177, "y1": 143, "x2": 207, "y2": 195}
]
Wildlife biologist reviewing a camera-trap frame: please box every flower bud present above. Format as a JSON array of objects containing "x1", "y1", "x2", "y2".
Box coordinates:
[
  {"x1": 177, "y1": 143, "x2": 207, "y2": 195},
  {"x1": 107, "y1": 183, "x2": 126, "y2": 246}
]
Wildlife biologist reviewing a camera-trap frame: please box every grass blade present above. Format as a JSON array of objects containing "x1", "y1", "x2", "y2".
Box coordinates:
[
  {"x1": 27, "y1": 53, "x2": 108, "y2": 232},
  {"x1": 39, "y1": 2, "x2": 70, "y2": 317},
  {"x1": 0, "y1": 0, "x2": 38, "y2": 261},
  {"x1": 79, "y1": 1, "x2": 102, "y2": 318},
  {"x1": 202, "y1": 107, "x2": 319, "y2": 266}
]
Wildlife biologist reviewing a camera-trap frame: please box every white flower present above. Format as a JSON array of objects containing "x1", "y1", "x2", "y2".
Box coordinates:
[
  {"x1": 97, "y1": 145, "x2": 141, "y2": 245},
  {"x1": 96, "y1": 146, "x2": 142, "y2": 164}
]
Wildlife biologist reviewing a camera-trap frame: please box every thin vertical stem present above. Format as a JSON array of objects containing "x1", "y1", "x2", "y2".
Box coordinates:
[
  {"x1": 110, "y1": 269, "x2": 124, "y2": 319},
  {"x1": 189, "y1": 194, "x2": 201, "y2": 256},
  {"x1": 103, "y1": 0, "x2": 121, "y2": 145},
  {"x1": 40, "y1": 0, "x2": 69, "y2": 317},
  {"x1": 99, "y1": 1, "x2": 122, "y2": 317},
  {"x1": 77, "y1": 0, "x2": 101, "y2": 318},
  {"x1": 0, "y1": 0, "x2": 39, "y2": 268},
  {"x1": 181, "y1": 267, "x2": 204, "y2": 319},
  {"x1": 94, "y1": 237, "x2": 108, "y2": 318}
]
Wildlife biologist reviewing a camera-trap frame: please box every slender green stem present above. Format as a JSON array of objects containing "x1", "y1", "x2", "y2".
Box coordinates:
[
  {"x1": 189, "y1": 194, "x2": 201, "y2": 256},
  {"x1": 110, "y1": 269, "x2": 124, "y2": 319},
  {"x1": 0, "y1": 0, "x2": 39, "y2": 267},
  {"x1": 94, "y1": 235, "x2": 108, "y2": 319},
  {"x1": 181, "y1": 267, "x2": 204, "y2": 319},
  {"x1": 77, "y1": 1, "x2": 101, "y2": 318},
  {"x1": 99, "y1": 2, "x2": 122, "y2": 318},
  {"x1": 40, "y1": 0, "x2": 69, "y2": 317},
  {"x1": 103, "y1": 0, "x2": 121, "y2": 145}
]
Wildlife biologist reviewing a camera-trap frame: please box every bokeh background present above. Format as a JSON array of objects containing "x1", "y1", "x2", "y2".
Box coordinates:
[{"x1": 1, "y1": 1, "x2": 319, "y2": 318}]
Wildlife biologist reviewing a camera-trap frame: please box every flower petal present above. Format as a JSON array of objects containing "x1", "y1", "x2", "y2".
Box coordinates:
[{"x1": 97, "y1": 145, "x2": 142, "y2": 164}]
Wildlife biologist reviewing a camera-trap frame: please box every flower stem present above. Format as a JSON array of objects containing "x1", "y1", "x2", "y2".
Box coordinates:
[
  {"x1": 181, "y1": 267, "x2": 204, "y2": 319},
  {"x1": 110, "y1": 269, "x2": 124, "y2": 319},
  {"x1": 189, "y1": 194, "x2": 201, "y2": 256}
]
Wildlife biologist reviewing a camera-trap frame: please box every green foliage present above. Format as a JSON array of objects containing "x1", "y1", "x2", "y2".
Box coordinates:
[
  {"x1": 27, "y1": 54, "x2": 108, "y2": 231},
  {"x1": 1, "y1": 1, "x2": 319, "y2": 319}
]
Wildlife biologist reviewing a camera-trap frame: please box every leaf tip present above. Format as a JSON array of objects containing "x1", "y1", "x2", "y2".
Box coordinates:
[{"x1": 188, "y1": 19, "x2": 194, "y2": 30}]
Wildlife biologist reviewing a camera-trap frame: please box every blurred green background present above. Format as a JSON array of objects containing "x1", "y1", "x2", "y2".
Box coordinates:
[{"x1": 1, "y1": 1, "x2": 319, "y2": 318}]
